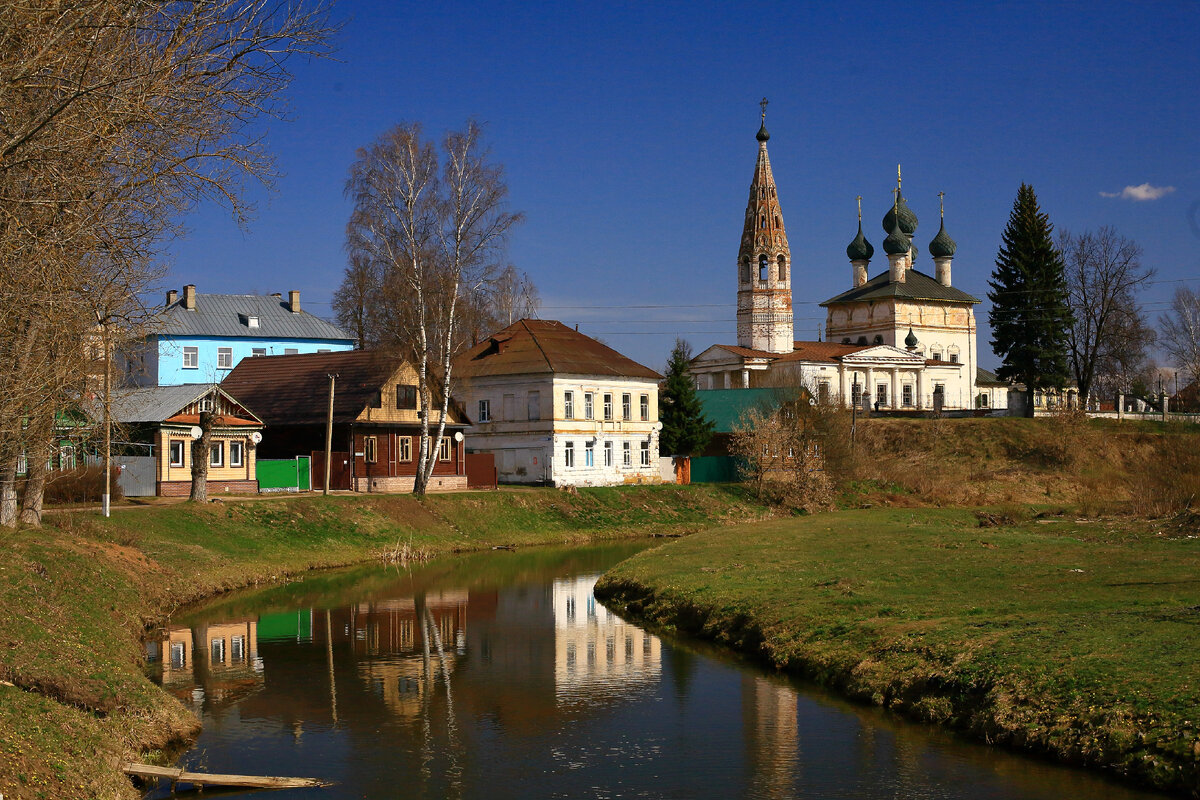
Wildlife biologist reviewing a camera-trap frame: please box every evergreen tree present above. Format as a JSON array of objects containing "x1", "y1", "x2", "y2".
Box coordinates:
[
  {"x1": 988, "y1": 184, "x2": 1073, "y2": 417},
  {"x1": 659, "y1": 339, "x2": 715, "y2": 457}
]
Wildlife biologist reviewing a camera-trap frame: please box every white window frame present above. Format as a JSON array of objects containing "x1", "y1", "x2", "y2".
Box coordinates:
[
  {"x1": 229, "y1": 440, "x2": 244, "y2": 468},
  {"x1": 284, "y1": 348, "x2": 299, "y2": 356},
  {"x1": 398, "y1": 436, "x2": 413, "y2": 462},
  {"x1": 902, "y1": 384, "x2": 914, "y2": 407},
  {"x1": 438, "y1": 437, "x2": 451, "y2": 462},
  {"x1": 640, "y1": 440, "x2": 650, "y2": 467},
  {"x1": 564, "y1": 441, "x2": 575, "y2": 468},
  {"x1": 217, "y1": 347, "x2": 233, "y2": 369},
  {"x1": 876, "y1": 384, "x2": 887, "y2": 406},
  {"x1": 210, "y1": 441, "x2": 223, "y2": 468},
  {"x1": 604, "y1": 441, "x2": 613, "y2": 467},
  {"x1": 169, "y1": 440, "x2": 185, "y2": 467},
  {"x1": 564, "y1": 391, "x2": 574, "y2": 420},
  {"x1": 622, "y1": 441, "x2": 632, "y2": 468},
  {"x1": 622, "y1": 393, "x2": 631, "y2": 421},
  {"x1": 584, "y1": 392, "x2": 594, "y2": 420},
  {"x1": 603, "y1": 393, "x2": 613, "y2": 421},
  {"x1": 251, "y1": 347, "x2": 267, "y2": 357},
  {"x1": 585, "y1": 441, "x2": 594, "y2": 467},
  {"x1": 182, "y1": 346, "x2": 199, "y2": 369},
  {"x1": 640, "y1": 394, "x2": 650, "y2": 421},
  {"x1": 478, "y1": 399, "x2": 491, "y2": 423}
]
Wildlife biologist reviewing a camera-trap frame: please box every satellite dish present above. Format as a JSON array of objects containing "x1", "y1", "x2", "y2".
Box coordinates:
[
  {"x1": 250, "y1": 431, "x2": 263, "y2": 444},
  {"x1": 453, "y1": 431, "x2": 464, "y2": 442},
  {"x1": 189, "y1": 426, "x2": 203, "y2": 440}
]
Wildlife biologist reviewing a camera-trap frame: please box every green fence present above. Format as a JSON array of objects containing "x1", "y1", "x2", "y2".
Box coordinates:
[
  {"x1": 689, "y1": 455, "x2": 740, "y2": 483},
  {"x1": 257, "y1": 457, "x2": 311, "y2": 491}
]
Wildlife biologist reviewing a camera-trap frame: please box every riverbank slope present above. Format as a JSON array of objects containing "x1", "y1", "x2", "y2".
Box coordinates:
[
  {"x1": 595, "y1": 507, "x2": 1200, "y2": 797},
  {"x1": 0, "y1": 485, "x2": 762, "y2": 800}
]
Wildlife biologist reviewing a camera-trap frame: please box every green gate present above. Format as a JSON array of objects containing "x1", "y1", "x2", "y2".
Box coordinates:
[
  {"x1": 689, "y1": 455, "x2": 740, "y2": 483},
  {"x1": 257, "y1": 457, "x2": 311, "y2": 491}
]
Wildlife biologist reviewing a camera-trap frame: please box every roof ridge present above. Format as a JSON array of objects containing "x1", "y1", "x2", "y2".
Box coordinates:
[{"x1": 522, "y1": 318, "x2": 556, "y2": 372}]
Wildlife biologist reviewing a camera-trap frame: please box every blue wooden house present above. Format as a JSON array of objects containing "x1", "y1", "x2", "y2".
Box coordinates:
[{"x1": 124, "y1": 285, "x2": 355, "y2": 386}]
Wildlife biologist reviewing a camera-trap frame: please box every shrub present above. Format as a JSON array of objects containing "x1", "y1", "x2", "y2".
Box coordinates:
[{"x1": 40, "y1": 466, "x2": 124, "y2": 505}]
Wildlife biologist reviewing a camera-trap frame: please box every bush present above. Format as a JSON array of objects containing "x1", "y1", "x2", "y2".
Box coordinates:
[{"x1": 40, "y1": 466, "x2": 124, "y2": 505}]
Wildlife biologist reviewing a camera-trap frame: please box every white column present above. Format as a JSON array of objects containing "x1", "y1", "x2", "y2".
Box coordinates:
[
  {"x1": 916, "y1": 369, "x2": 924, "y2": 410},
  {"x1": 841, "y1": 367, "x2": 851, "y2": 408},
  {"x1": 741, "y1": 368, "x2": 750, "y2": 388},
  {"x1": 891, "y1": 368, "x2": 900, "y2": 409},
  {"x1": 864, "y1": 367, "x2": 874, "y2": 409}
]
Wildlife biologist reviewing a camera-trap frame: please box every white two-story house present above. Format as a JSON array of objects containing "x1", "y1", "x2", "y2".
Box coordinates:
[{"x1": 453, "y1": 319, "x2": 663, "y2": 487}]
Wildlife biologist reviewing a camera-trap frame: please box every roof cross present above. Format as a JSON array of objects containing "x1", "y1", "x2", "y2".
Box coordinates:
[
  {"x1": 896, "y1": 164, "x2": 902, "y2": 190},
  {"x1": 760, "y1": 97, "x2": 768, "y2": 121},
  {"x1": 856, "y1": 195, "x2": 862, "y2": 222},
  {"x1": 938, "y1": 190, "x2": 946, "y2": 219}
]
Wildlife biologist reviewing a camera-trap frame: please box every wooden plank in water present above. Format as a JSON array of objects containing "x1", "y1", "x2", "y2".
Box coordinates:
[{"x1": 124, "y1": 763, "x2": 330, "y2": 789}]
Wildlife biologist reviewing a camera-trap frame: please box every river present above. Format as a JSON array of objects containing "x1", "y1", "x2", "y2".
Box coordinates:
[{"x1": 147, "y1": 540, "x2": 1167, "y2": 799}]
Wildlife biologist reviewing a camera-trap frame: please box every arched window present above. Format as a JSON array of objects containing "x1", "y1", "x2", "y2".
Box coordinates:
[
  {"x1": 775, "y1": 215, "x2": 781, "y2": 228},
  {"x1": 759, "y1": 215, "x2": 766, "y2": 229},
  {"x1": 741, "y1": 256, "x2": 751, "y2": 283},
  {"x1": 758, "y1": 254, "x2": 768, "y2": 282},
  {"x1": 842, "y1": 337, "x2": 851, "y2": 344},
  {"x1": 777, "y1": 255, "x2": 787, "y2": 282},
  {"x1": 873, "y1": 335, "x2": 883, "y2": 345},
  {"x1": 856, "y1": 336, "x2": 868, "y2": 345}
]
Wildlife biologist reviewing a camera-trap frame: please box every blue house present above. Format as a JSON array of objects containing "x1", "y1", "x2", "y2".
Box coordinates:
[{"x1": 125, "y1": 284, "x2": 355, "y2": 386}]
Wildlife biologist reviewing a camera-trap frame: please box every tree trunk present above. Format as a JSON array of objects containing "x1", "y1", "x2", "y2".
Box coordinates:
[
  {"x1": 189, "y1": 410, "x2": 213, "y2": 502},
  {"x1": 1024, "y1": 386, "x2": 1036, "y2": 418},
  {"x1": 0, "y1": 455, "x2": 18, "y2": 527},
  {"x1": 18, "y1": 437, "x2": 49, "y2": 526}
]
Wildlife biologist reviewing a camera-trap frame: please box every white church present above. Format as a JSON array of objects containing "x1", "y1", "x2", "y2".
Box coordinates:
[{"x1": 689, "y1": 107, "x2": 1000, "y2": 412}]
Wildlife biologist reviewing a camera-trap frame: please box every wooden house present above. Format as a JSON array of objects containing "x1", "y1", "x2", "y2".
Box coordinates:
[{"x1": 221, "y1": 350, "x2": 470, "y2": 492}]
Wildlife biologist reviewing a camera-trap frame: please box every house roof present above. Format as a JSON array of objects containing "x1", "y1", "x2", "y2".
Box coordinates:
[
  {"x1": 107, "y1": 384, "x2": 260, "y2": 426},
  {"x1": 700, "y1": 341, "x2": 866, "y2": 365},
  {"x1": 453, "y1": 319, "x2": 662, "y2": 380},
  {"x1": 821, "y1": 268, "x2": 980, "y2": 306},
  {"x1": 696, "y1": 389, "x2": 783, "y2": 433},
  {"x1": 220, "y1": 349, "x2": 468, "y2": 426},
  {"x1": 154, "y1": 293, "x2": 353, "y2": 342},
  {"x1": 976, "y1": 366, "x2": 1005, "y2": 385}
]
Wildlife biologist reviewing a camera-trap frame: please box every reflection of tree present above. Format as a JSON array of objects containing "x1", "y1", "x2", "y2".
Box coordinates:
[{"x1": 667, "y1": 647, "x2": 697, "y2": 705}]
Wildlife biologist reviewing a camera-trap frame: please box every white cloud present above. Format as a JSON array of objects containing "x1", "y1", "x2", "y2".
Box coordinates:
[{"x1": 1099, "y1": 183, "x2": 1176, "y2": 201}]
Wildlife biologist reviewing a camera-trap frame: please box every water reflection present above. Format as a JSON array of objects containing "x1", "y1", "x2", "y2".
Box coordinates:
[{"x1": 151, "y1": 544, "x2": 1170, "y2": 800}]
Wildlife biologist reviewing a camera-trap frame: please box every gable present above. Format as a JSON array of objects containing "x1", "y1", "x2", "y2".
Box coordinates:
[{"x1": 839, "y1": 345, "x2": 926, "y2": 365}]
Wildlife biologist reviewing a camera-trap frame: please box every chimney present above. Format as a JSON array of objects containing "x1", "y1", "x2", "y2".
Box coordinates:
[
  {"x1": 183, "y1": 284, "x2": 196, "y2": 311},
  {"x1": 166, "y1": 289, "x2": 178, "y2": 306},
  {"x1": 288, "y1": 289, "x2": 300, "y2": 314}
]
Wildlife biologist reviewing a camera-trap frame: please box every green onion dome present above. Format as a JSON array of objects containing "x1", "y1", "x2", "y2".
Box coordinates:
[
  {"x1": 756, "y1": 122, "x2": 770, "y2": 142},
  {"x1": 882, "y1": 191, "x2": 918, "y2": 236},
  {"x1": 929, "y1": 220, "x2": 957, "y2": 258},
  {"x1": 905, "y1": 327, "x2": 919, "y2": 348},
  {"x1": 846, "y1": 221, "x2": 874, "y2": 261},
  {"x1": 883, "y1": 218, "x2": 910, "y2": 255}
]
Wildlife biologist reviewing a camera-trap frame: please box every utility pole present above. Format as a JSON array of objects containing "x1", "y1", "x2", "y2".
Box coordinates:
[
  {"x1": 102, "y1": 322, "x2": 111, "y2": 518},
  {"x1": 324, "y1": 373, "x2": 337, "y2": 495}
]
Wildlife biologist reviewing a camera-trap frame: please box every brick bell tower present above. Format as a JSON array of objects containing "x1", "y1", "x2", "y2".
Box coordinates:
[{"x1": 736, "y1": 98, "x2": 793, "y2": 353}]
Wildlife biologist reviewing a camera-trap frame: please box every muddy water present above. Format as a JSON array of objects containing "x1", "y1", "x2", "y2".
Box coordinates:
[{"x1": 148, "y1": 541, "x2": 1166, "y2": 799}]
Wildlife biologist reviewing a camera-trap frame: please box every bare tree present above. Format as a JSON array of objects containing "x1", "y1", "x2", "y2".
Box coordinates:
[
  {"x1": 1059, "y1": 227, "x2": 1155, "y2": 406},
  {"x1": 344, "y1": 121, "x2": 522, "y2": 494},
  {"x1": 332, "y1": 252, "x2": 381, "y2": 349},
  {"x1": 1160, "y1": 287, "x2": 1200, "y2": 387},
  {"x1": 0, "y1": 2, "x2": 335, "y2": 525}
]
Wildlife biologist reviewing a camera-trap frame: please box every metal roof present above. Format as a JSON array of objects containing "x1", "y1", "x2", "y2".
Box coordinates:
[
  {"x1": 696, "y1": 389, "x2": 783, "y2": 433},
  {"x1": 821, "y1": 268, "x2": 980, "y2": 306},
  {"x1": 106, "y1": 384, "x2": 259, "y2": 425},
  {"x1": 454, "y1": 319, "x2": 662, "y2": 380},
  {"x1": 154, "y1": 293, "x2": 353, "y2": 341}
]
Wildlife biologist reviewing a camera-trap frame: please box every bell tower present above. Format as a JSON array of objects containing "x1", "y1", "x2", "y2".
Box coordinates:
[{"x1": 736, "y1": 99, "x2": 793, "y2": 354}]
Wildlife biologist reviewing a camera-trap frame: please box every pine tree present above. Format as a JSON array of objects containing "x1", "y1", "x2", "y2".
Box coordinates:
[
  {"x1": 988, "y1": 184, "x2": 1073, "y2": 417},
  {"x1": 659, "y1": 339, "x2": 715, "y2": 457}
]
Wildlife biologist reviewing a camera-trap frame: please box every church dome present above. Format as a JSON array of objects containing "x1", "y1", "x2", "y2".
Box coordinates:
[
  {"x1": 882, "y1": 192, "x2": 918, "y2": 236},
  {"x1": 883, "y1": 219, "x2": 910, "y2": 255},
  {"x1": 930, "y1": 220, "x2": 957, "y2": 257},
  {"x1": 905, "y1": 327, "x2": 919, "y2": 348},
  {"x1": 756, "y1": 122, "x2": 770, "y2": 142},
  {"x1": 846, "y1": 222, "x2": 874, "y2": 261}
]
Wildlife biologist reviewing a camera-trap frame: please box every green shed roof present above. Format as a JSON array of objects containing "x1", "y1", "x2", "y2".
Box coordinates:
[{"x1": 696, "y1": 388, "x2": 785, "y2": 433}]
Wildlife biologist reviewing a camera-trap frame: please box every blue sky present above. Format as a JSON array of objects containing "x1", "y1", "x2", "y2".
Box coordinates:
[{"x1": 168, "y1": 1, "x2": 1200, "y2": 372}]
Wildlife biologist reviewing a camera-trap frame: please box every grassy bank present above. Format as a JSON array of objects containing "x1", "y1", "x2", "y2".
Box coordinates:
[
  {"x1": 595, "y1": 507, "x2": 1200, "y2": 797},
  {"x1": 0, "y1": 485, "x2": 762, "y2": 800}
]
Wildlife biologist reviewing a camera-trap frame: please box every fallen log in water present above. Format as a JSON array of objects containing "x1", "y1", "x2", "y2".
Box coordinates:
[{"x1": 124, "y1": 763, "x2": 330, "y2": 790}]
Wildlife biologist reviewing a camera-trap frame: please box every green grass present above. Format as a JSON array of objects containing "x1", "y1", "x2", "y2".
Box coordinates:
[
  {"x1": 0, "y1": 484, "x2": 761, "y2": 800},
  {"x1": 596, "y1": 507, "x2": 1200, "y2": 796}
]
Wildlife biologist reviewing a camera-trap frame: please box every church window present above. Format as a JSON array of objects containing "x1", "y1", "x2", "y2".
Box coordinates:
[
  {"x1": 777, "y1": 255, "x2": 787, "y2": 282},
  {"x1": 949, "y1": 353, "x2": 959, "y2": 363},
  {"x1": 742, "y1": 256, "x2": 751, "y2": 283},
  {"x1": 902, "y1": 384, "x2": 913, "y2": 406},
  {"x1": 759, "y1": 215, "x2": 766, "y2": 229},
  {"x1": 774, "y1": 215, "x2": 780, "y2": 228},
  {"x1": 873, "y1": 335, "x2": 883, "y2": 345},
  {"x1": 758, "y1": 255, "x2": 768, "y2": 282},
  {"x1": 856, "y1": 336, "x2": 868, "y2": 345},
  {"x1": 931, "y1": 348, "x2": 942, "y2": 361},
  {"x1": 851, "y1": 381, "x2": 863, "y2": 407},
  {"x1": 876, "y1": 384, "x2": 887, "y2": 406},
  {"x1": 818, "y1": 381, "x2": 830, "y2": 403},
  {"x1": 842, "y1": 338, "x2": 851, "y2": 344}
]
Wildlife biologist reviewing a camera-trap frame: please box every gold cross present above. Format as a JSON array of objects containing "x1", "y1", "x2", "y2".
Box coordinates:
[
  {"x1": 760, "y1": 97, "x2": 768, "y2": 121},
  {"x1": 856, "y1": 195, "x2": 862, "y2": 222},
  {"x1": 938, "y1": 190, "x2": 946, "y2": 219},
  {"x1": 896, "y1": 164, "x2": 902, "y2": 190}
]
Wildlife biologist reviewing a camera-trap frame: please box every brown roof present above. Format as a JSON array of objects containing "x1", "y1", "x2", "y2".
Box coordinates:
[
  {"x1": 453, "y1": 319, "x2": 662, "y2": 380},
  {"x1": 221, "y1": 350, "x2": 466, "y2": 426},
  {"x1": 706, "y1": 341, "x2": 866, "y2": 364}
]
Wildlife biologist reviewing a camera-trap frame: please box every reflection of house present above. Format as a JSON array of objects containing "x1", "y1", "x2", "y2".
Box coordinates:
[
  {"x1": 123, "y1": 285, "x2": 354, "y2": 386},
  {"x1": 108, "y1": 384, "x2": 263, "y2": 496},
  {"x1": 153, "y1": 620, "x2": 263, "y2": 708},
  {"x1": 454, "y1": 319, "x2": 663, "y2": 486},
  {"x1": 221, "y1": 350, "x2": 470, "y2": 492},
  {"x1": 551, "y1": 575, "x2": 661, "y2": 704},
  {"x1": 743, "y1": 676, "x2": 800, "y2": 797}
]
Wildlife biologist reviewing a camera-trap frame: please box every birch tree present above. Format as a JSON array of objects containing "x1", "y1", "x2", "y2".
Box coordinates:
[
  {"x1": 1159, "y1": 287, "x2": 1200, "y2": 386},
  {"x1": 344, "y1": 122, "x2": 521, "y2": 495}
]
